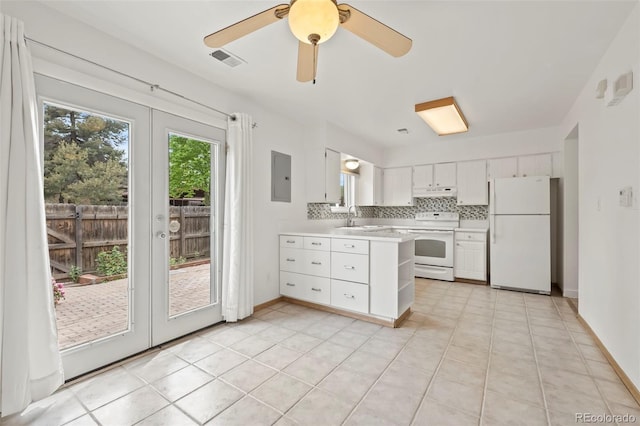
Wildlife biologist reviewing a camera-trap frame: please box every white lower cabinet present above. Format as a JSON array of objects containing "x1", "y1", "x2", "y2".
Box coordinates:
[
  {"x1": 280, "y1": 233, "x2": 414, "y2": 322},
  {"x1": 280, "y1": 272, "x2": 330, "y2": 305},
  {"x1": 454, "y1": 231, "x2": 487, "y2": 281},
  {"x1": 330, "y1": 279, "x2": 369, "y2": 313}
]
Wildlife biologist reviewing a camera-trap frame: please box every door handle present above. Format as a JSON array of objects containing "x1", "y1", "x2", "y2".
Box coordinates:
[{"x1": 157, "y1": 232, "x2": 167, "y2": 239}]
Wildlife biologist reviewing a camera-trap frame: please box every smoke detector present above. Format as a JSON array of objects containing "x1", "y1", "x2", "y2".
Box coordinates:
[{"x1": 209, "y1": 49, "x2": 246, "y2": 68}]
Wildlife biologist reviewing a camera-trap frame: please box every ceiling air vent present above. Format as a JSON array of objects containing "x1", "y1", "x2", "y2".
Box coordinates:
[{"x1": 210, "y1": 49, "x2": 246, "y2": 68}]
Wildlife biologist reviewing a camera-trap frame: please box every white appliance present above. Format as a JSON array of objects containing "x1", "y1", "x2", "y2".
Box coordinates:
[
  {"x1": 490, "y1": 176, "x2": 551, "y2": 294},
  {"x1": 418, "y1": 187, "x2": 457, "y2": 198},
  {"x1": 410, "y1": 212, "x2": 459, "y2": 281}
]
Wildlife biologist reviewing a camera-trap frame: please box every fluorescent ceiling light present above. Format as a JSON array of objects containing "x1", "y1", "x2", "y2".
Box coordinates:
[{"x1": 415, "y1": 97, "x2": 468, "y2": 136}]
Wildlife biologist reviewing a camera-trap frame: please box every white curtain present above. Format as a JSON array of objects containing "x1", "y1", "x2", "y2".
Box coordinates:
[
  {"x1": 221, "y1": 113, "x2": 254, "y2": 322},
  {"x1": 0, "y1": 15, "x2": 64, "y2": 416}
]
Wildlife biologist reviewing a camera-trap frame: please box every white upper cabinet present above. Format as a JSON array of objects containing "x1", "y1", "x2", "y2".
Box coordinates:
[
  {"x1": 518, "y1": 153, "x2": 552, "y2": 178},
  {"x1": 412, "y1": 164, "x2": 433, "y2": 196},
  {"x1": 383, "y1": 167, "x2": 413, "y2": 206},
  {"x1": 456, "y1": 160, "x2": 488, "y2": 205},
  {"x1": 357, "y1": 162, "x2": 383, "y2": 206},
  {"x1": 487, "y1": 157, "x2": 518, "y2": 181},
  {"x1": 325, "y1": 148, "x2": 341, "y2": 203},
  {"x1": 434, "y1": 163, "x2": 457, "y2": 188},
  {"x1": 374, "y1": 167, "x2": 384, "y2": 205}
]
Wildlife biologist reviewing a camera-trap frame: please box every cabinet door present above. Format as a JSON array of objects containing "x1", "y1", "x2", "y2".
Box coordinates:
[
  {"x1": 383, "y1": 167, "x2": 413, "y2": 206},
  {"x1": 487, "y1": 157, "x2": 518, "y2": 181},
  {"x1": 457, "y1": 160, "x2": 488, "y2": 205},
  {"x1": 412, "y1": 164, "x2": 433, "y2": 192},
  {"x1": 325, "y1": 148, "x2": 341, "y2": 202},
  {"x1": 518, "y1": 154, "x2": 552, "y2": 177},
  {"x1": 454, "y1": 241, "x2": 486, "y2": 281},
  {"x1": 434, "y1": 163, "x2": 456, "y2": 187},
  {"x1": 374, "y1": 167, "x2": 384, "y2": 206}
]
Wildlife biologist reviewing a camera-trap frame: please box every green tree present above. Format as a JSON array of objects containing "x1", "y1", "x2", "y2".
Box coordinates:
[
  {"x1": 43, "y1": 105, "x2": 129, "y2": 204},
  {"x1": 169, "y1": 135, "x2": 211, "y2": 204},
  {"x1": 44, "y1": 142, "x2": 127, "y2": 204}
]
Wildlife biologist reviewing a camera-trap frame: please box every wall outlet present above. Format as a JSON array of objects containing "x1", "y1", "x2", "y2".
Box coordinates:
[{"x1": 619, "y1": 186, "x2": 633, "y2": 207}]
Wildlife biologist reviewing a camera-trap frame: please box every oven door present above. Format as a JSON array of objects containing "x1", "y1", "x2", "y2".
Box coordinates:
[{"x1": 413, "y1": 230, "x2": 454, "y2": 267}]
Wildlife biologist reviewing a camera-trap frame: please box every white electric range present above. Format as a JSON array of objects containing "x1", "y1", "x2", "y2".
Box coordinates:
[{"x1": 405, "y1": 212, "x2": 460, "y2": 282}]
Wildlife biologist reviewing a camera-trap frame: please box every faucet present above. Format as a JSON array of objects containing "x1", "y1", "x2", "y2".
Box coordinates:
[{"x1": 346, "y1": 205, "x2": 357, "y2": 227}]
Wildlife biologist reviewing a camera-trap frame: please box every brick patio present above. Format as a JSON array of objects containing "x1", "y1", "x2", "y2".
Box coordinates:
[{"x1": 54, "y1": 263, "x2": 212, "y2": 349}]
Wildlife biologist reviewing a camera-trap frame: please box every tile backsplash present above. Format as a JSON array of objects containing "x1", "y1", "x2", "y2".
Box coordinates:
[{"x1": 307, "y1": 197, "x2": 488, "y2": 221}]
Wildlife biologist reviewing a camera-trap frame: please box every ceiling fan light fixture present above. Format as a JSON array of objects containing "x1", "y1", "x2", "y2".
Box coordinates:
[
  {"x1": 415, "y1": 97, "x2": 468, "y2": 136},
  {"x1": 288, "y1": 0, "x2": 339, "y2": 44}
]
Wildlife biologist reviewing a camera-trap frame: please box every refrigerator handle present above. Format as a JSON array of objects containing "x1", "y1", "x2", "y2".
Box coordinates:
[{"x1": 491, "y1": 215, "x2": 496, "y2": 243}]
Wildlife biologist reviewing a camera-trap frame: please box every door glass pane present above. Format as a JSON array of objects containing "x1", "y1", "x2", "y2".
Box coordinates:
[
  {"x1": 168, "y1": 133, "x2": 215, "y2": 317},
  {"x1": 415, "y1": 239, "x2": 446, "y2": 258},
  {"x1": 43, "y1": 103, "x2": 130, "y2": 350}
]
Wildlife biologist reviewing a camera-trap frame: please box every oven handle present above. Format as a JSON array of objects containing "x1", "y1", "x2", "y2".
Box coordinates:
[{"x1": 409, "y1": 230, "x2": 453, "y2": 234}]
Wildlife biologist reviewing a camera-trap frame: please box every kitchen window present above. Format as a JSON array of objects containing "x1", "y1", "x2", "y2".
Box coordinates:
[{"x1": 331, "y1": 172, "x2": 358, "y2": 212}]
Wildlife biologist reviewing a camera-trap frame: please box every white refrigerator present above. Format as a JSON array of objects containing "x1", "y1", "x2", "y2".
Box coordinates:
[{"x1": 489, "y1": 176, "x2": 551, "y2": 294}]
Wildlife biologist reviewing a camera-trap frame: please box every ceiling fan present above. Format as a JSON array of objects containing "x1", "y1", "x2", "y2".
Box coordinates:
[{"x1": 203, "y1": 0, "x2": 412, "y2": 83}]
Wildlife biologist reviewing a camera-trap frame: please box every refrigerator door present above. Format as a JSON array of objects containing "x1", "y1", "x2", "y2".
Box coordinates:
[
  {"x1": 490, "y1": 176, "x2": 550, "y2": 215},
  {"x1": 490, "y1": 214, "x2": 551, "y2": 293}
]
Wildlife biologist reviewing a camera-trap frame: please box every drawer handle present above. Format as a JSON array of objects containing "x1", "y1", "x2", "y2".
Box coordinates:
[
  {"x1": 344, "y1": 293, "x2": 355, "y2": 299},
  {"x1": 311, "y1": 287, "x2": 322, "y2": 292},
  {"x1": 344, "y1": 244, "x2": 355, "y2": 248},
  {"x1": 311, "y1": 261, "x2": 322, "y2": 265},
  {"x1": 286, "y1": 240, "x2": 296, "y2": 243},
  {"x1": 311, "y1": 242, "x2": 322, "y2": 246},
  {"x1": 344, "y1": 265, "x2": 355, "y2": 270},
  {"x1": 286, "y1": 283, "x2": 295, "y2": 287},
  {"x1": 286, "y1": 258, "x2": 296, "y2": 262}
]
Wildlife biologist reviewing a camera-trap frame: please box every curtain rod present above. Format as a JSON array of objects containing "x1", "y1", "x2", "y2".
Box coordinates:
[{"x1": 25, "y1": 37, "x2": 241, "y2": 122}]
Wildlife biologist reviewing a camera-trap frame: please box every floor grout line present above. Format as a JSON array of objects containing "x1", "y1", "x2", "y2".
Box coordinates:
[{"x1": 478, "y1": 286, "x2": 499, "y2": 426}]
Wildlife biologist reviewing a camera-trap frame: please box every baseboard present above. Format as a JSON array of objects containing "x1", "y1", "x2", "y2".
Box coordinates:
[
  {"x1": 563, "y1": 288, "x2": 579, "y2": 298},
  {"x1": 455, "y1": 278, "x2": 487, "y2": 286},
  {"x1": 281, "y1": 296, "x2": 405, "y2": 328},
  {"x1": 577, "y1": 314, "x2": 640, "y2": 406},
  {"x1": 253, "y1": 297, "x2": 284, "y2": 312}
]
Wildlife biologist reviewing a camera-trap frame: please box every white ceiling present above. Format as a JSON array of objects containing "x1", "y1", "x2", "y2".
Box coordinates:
[{"x1": 39, "y1": 0, "x2": 636, "y2": 147}]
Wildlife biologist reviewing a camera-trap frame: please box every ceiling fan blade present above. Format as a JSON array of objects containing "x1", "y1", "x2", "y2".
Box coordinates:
[
  {"x1": 297, "y1": 41, "x2": 318, "y2": 83},
  {"x1": 204, "y1": 4, "x2": 290, "y2": 48},
  {"x1": 338, "y1": 4, "x2": 412, "y2": 57}
]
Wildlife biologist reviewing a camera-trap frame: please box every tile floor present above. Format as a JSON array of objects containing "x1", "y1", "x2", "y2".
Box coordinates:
[{"x1": 5, "y1": 278, "x2": 640, "y2": 425}]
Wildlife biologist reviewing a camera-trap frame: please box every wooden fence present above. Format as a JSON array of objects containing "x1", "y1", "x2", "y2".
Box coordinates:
[{"x1": 46, "y1": 204, "x2": 211, "y2": 278}]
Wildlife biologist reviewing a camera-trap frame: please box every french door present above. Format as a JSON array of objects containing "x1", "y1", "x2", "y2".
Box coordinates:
[
  {"x1": 37, "y1": 76, "x2": 225, "y2": 379},
  {"x1": 151, "y1": 110, "x2": 225, "y2": 345}
]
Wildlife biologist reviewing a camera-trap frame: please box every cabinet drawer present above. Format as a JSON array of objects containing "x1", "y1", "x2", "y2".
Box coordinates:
[
  {"x1": 302, "y1": 275, "x2": 331, "y2": 305},
  {"x1": 455, "y1": 232, "x2": 487, "y2": 242},
  {"x1": 304, "y1": 237, "x2": 331, "y2": 251},
  {"x1": 280, "y1": 272, "x2": 305, "y2": 299},
  {"x1": 331, "y1": 238, "x2": 369, "y2": 255},
  {"x1": 331, "y1": 252, "x2": 369, "y2": 284},
  {"x1": 280, "y1": 235, "x2": 303, "y2": 249},
  {"x1": 303, "y1": 250, "x2": 330, "y2": 277},
  {"x1": 280, "y1": 248, "x2": 304, "y2": 273},
  {"x1": 331, "y1": 279, "x2": 369, "y2": 313}
]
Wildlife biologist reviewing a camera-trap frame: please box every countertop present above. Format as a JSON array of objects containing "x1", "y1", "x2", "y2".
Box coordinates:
[
  {"x1": 281, "y1": 228, "x2": 416, "y2": 243},
  {"x1": 455, "y1": 227, "x2": 489, "y2": 233}
]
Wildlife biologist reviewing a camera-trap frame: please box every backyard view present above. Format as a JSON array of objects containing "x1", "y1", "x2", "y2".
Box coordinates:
[{"x1": 44, "y1": 104, "x2": 213, "y2": 349}]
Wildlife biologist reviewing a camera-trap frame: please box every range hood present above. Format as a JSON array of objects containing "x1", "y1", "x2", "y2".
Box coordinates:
[{"x1": 414, "y1": 187, "x2": 457, "y2": 197}]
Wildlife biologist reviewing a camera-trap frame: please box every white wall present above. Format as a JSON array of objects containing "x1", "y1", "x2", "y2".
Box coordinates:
[
  {"x1": 562, "y1": 135, "x2": 579, "y2": 298},
  {"x1": 3, "y1": 1, "x2": 312, "y2": 306},
  {"x1": 560, "y1": 4, "x2": 640, "y2": 388},
  {"x1": 382, "y1": 126, "x2": 562, "y2": 167}
]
